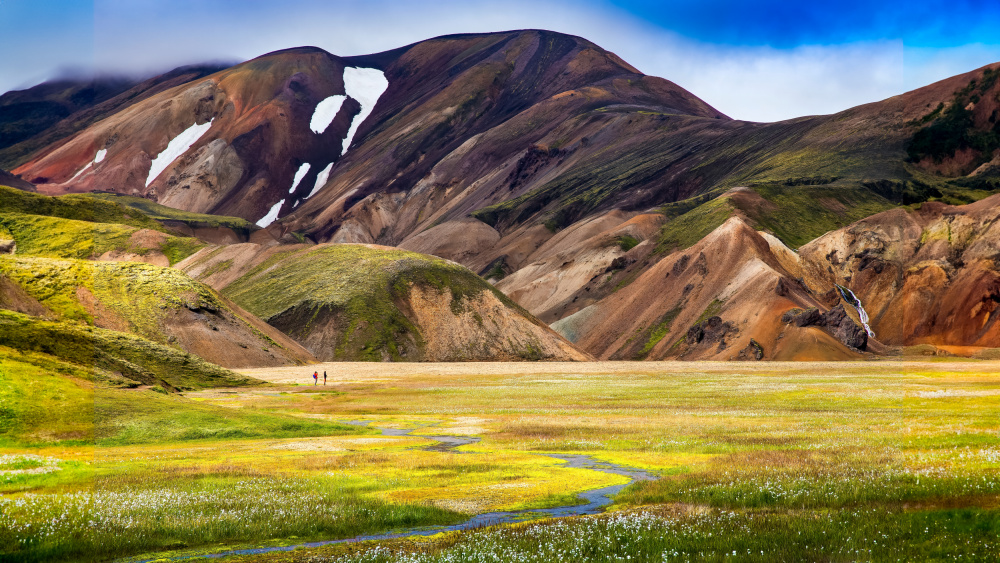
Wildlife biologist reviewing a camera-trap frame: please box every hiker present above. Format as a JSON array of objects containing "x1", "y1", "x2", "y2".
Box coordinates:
[
  {"x1": 323, "y1": 371, "x2": 327, "y2": 385},
  {"x1": 313, "y1": 371, "x2": 318, "y2": 385}
]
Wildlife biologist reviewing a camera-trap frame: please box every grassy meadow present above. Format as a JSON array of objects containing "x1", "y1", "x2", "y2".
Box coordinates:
[{"x1": 1, "y1": 360, "x2": 999, "y2": 562}]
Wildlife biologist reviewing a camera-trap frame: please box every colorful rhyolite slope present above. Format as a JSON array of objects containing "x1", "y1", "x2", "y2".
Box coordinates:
[{"x1": 6, "y1": 29, "x2": 1000, "y2": 360}]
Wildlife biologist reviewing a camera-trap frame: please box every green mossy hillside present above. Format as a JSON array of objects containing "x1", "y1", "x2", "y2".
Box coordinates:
[
  {"x1": 223, "y1": 244, "x2": 521, "y2": 361},
  {"x1": 0, "y1": 346, "x2": 95, "y2": 445},
  {"x1": 0, "y1": 310, "x2": 256, "y2": 392},
  {"x1": 0, "y1": 346, "x2": 361, "y2": 448},
  {"x1": 743, "y1": 184, "x2": 896, "y2": 248},
  {"x1": 80, "y1": 193, "x2": 254, "y2": 233},
  {"x1": 0, "y1": 212, "x2": 202, "y2": 264},
  {"x1": 654, "y1": 195, "x2": 736, "y2": 254},
  {"x1": 0, "y1": 256, "x2": 222, "y2": 341},
  {"x1": 653, "y1": 184, "x2": 898, "y2": 253},
  {"x1": 0, "y1": 185, "x2": 165, "y2": 231}
]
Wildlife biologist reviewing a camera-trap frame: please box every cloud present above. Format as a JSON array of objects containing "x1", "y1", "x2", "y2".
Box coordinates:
[{"x1": 5, "y1": 0, "x2": 998, "y2": 122}]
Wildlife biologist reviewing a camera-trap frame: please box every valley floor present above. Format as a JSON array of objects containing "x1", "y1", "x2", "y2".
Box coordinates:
[{"x1": 3, "y1": 361, "x2": 1000, "y2": 562}]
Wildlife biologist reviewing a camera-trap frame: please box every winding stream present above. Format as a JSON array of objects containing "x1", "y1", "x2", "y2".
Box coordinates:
[{"x1": 130, "y1": 423, "x2": 657, "y2": 562}]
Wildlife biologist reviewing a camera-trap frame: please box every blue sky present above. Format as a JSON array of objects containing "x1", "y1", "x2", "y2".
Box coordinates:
[{"x1": 1, "y1": 0, "x2": 999, "y2": 121}]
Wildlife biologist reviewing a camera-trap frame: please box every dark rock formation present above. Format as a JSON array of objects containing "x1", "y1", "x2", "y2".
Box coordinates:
[{"x1": 782, "y1": 304, "x2": 867, "y2": 350}]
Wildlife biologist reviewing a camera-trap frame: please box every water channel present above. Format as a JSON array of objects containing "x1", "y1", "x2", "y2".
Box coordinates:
[{"x1": 129, "y1": 422, "x2": 658, "y2": 562}]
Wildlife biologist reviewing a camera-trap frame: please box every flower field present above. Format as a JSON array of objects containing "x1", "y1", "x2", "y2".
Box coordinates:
[{"x1": 2, "y1": 360, "x2": 999, "y2": 561}]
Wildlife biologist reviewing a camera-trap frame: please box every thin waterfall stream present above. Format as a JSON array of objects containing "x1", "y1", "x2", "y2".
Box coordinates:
[{"x1": 836, "y1": 284, "x2": 875, "y2": 338}]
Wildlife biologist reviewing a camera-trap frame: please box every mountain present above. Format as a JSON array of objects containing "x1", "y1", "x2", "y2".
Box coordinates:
[{"x1": 5, "y1": 30, "x2": 1000, "y2": 360}]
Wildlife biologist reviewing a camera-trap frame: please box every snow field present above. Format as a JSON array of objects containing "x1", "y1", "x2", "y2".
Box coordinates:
[
  {"x1": 256, "y1": 199, "x2": 285, "y2": 228},
  {"x1": 289, "y1": 163, "x2": 311, "y2": 194},
  {"x1": 310, "y1": 95, "x2": 347, "y2": 134},
  {"x1": 341, "y1": 67, "x2": 389, "y2": 155},
  {"x1": 146, "y1": 120, "x2": 214, "y2": 187}
]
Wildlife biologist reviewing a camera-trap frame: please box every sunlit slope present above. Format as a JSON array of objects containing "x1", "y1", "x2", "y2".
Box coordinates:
[
  {"x1": 180, "y1": 243, "x2": 588, "y2": 361},
  {"x1": 0, "y1": 256, "x2": 313, "y2": 369}
]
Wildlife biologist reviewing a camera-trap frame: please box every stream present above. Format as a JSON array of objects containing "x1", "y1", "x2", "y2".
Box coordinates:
[
  {"x1": 130, "y1": 422, "x2": 657, "y2": 562},
  {"x1": 836, "y1": 284, "x2": 875, "y2": 338}
]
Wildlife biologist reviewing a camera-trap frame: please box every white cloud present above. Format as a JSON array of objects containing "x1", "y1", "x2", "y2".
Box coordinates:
[{"x1": 7, "y1": 0, "x2": 996, "y2": 123}]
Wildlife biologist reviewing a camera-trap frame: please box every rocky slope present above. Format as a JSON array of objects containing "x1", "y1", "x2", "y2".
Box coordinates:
[
  {"x1": 552, "y1": 216, "x2": 868, "y2": 361},
  {"x1": 178, "y1": 242, "x2": 588, "y2": 361},
  {"x1": 797, "y1": 194, "x2": 1000, "y2": 350}
]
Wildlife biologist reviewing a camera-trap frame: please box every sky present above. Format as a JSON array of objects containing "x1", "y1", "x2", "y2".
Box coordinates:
[{"x1": 1, "y1": 0, "x2": 1000, "y2": 122}]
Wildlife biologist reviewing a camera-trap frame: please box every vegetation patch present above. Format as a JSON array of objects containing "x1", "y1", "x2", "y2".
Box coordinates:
[
  {"x1": 613, "y1": 234, "x2": 640, "y2": 251},
  {"x1": 223, "y1": 245, "x2": 520, "y2": 361},
  {"x1": 0, "y1": 185, "x2": 165, "y2": 232},
  {"x1": 653, "y1": 196, "x2": 734, "y2": 254},
  {"x1": 0, "y1": 309, "x2": 254, "y2": 391},
  {"x1": 0, "y1": 257, "x2": 223, "y2": 342},
  {"x1": 744, "y1": 184, "x2": 896, "y2": 247},
  {"x1": 81, "y1": 193, "x2": 254, "y2": 233},
  {"x1": 634, "y1": 306, "x2": 682, "y2": 359},
  {"x1": 907, "y1": 67, "x2": 1000, "y2": 170}
]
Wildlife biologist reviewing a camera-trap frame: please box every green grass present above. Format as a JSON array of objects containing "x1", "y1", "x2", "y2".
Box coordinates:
[
  {"x1": 0, "y1": 473, "x2": 461, "y2": 563},
  {"x1": 0, "y1": 309, "x2": 254, "y2": 391},
  {"x1": 0, "y1": 185, "x2": 165, "y2": 232},
  {"x1": 319, "y1": 507, "x2": 1000, "y2": 563},
  {"x1": 80, "y1": 193, "x2": 254, "y2": 233},
  {"x1": 0, "y1": 347, "x2": 95, "y2": 446},
  {"x1": 4, "y1": 360, "x2": 1000, "y2": 562}
]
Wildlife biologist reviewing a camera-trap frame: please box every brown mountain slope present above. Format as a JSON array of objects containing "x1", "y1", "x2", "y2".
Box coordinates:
[
  {"x1": 555, "y1": 216, "x2": 864, "y2": 361},
  {"x1": 797, "y1": 194, "x2": 1000, "y2": 349},
  {"x1": 0, "y1": 65, "x2": 229, "y2": 171},
  {"x1": 11, "y1": 30, "x2": 725, "y2": 228}
]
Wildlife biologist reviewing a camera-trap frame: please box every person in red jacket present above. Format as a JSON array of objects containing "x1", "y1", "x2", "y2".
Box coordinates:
[{"x1": 313, "y1": 371, "x2": 318, "y2": 385}]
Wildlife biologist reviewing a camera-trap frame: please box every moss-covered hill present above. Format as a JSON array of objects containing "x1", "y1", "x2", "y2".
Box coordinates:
[
  {"x1": 0, "y1": 344, "x2": 361, "y2": 448},
  {"x1": 185, "y1": 243, "x2": 587, "y2": 361},
  {"x1": 0, "y1": 309, "x2": 253, "y2": 392},
  {"x1": 0, "y1": 256, "x2": 313, "y2": 369},
  {"x1": 0, "y1": 212, "x2": 203, "y2": 265}
]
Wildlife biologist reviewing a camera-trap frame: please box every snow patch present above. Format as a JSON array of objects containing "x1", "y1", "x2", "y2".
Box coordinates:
[
  {"x1": 341, "y1": 67, "x2": 389, "y2": 155},
  {"x1": 256, "y1": 199, "x2": 285, "y2": 228},
  {"x1": 310, "y1": 95, "x2": 347, "y2": 134},
  {"x1": 146, "y1": 119, "x2": 214, "y2": 187},
  {"x1": 66, "y1": 147, "x2": 110, "y2": 183},
  {"x1": 289, "y1": 163, "x2": 311, "y2": 194},
  {"x1": 307, "y1": 163, "x2": 334, "y2": 199}
]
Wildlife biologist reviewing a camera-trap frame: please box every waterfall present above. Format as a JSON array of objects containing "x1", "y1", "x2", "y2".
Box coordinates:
[{"x1": 835, "y1": 284, "x2": 875, "y2": 338}]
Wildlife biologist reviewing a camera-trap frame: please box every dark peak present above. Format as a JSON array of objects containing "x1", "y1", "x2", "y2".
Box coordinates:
[{"x1": 250, "y1": 46, "x2": 337, "y2": 61}]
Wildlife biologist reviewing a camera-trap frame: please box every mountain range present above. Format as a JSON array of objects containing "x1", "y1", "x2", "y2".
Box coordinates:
[{"x1": 3, "y1": 29, "x2": 1000, "y2": 366}]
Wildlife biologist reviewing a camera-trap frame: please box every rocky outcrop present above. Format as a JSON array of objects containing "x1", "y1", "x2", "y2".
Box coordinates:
[{"x1": 781, "y1": 305, "x2": 868, "y2": 350}]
